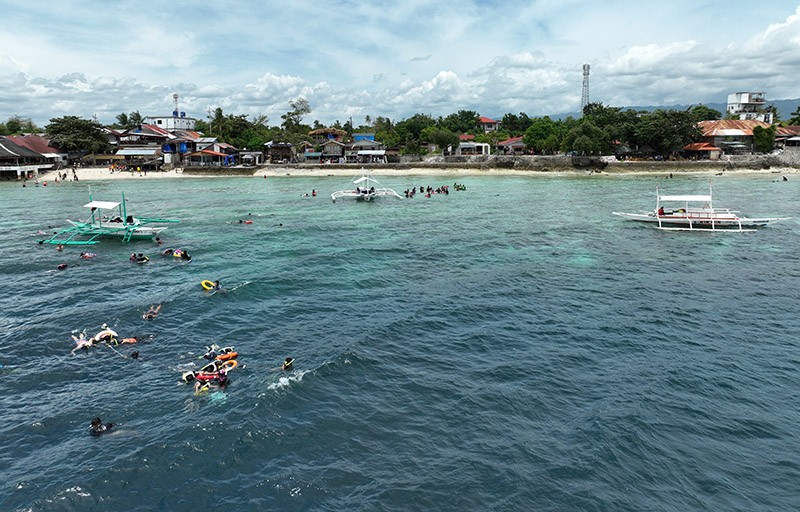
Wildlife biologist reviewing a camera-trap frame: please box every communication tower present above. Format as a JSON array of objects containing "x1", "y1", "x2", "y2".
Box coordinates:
[
  {"x1": 581, "y1": 64, "x2": 590, "y2": 114},
  {"x1": 173, "y1": 93, "x2": 179, "y2": 117}
]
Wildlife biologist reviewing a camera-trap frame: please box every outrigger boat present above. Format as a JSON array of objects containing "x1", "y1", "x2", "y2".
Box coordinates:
[
  {"x1": 612, "y1": 182, "x2": 788, "y2": 232},
  {"x1": 37, "y1": 191, "x2": 179, "y2": 245},
  {"x1": 331, "y1": 172, "x2": 403, "y2": 203}
]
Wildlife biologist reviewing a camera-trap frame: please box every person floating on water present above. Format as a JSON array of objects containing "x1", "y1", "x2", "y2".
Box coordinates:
[
  {"x1": 155, "y1": 237, "x2": 163, "y2": 245},
  {"x1": 92, "y1": 324, "x2": 118, "y2": 344},
  {"x1": 56, "y1": 244, "x2": 64, "y2": 252},
  {"x1": 282, "y1": 357, "x2": 294, "y2": 371},
  {"x1": 143, "y1": 304, "x2": 162, "y2": 320},
  {"x1": 194, "y1": 368, "x2": 229, "y2": 393},
  {"x1": 108, "y1": 336, "x2": 138, "y2": 346},
  {"x1": 79, "y1": 252, "x2": 96, "y2": 259},
  {"x1": 202, "y1": 344, "x2": 220, "y2": 360},
  {"x1": 213, "y1": 280, "x2": 221, "y2": 291},
  {"x1": 90, "y1": 417, "x2": 114, "y2": 435},
  {"x1": 70, "y1": 331, "x2": 92, "y2": 355}
]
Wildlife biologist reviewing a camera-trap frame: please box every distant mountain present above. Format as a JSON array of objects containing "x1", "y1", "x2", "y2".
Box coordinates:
[{"x1": 549, "y1": 98, "x2": 800, "y2": 122}]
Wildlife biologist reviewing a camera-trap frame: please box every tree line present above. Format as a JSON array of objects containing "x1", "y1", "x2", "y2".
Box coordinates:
[{"x1": 3, "y1": 101, "x2": 800, "y2": 157}]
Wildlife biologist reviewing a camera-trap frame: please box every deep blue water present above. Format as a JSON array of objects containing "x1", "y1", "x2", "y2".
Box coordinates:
[{"x1": 0, "y1": 173, "x2": 799, "y2": 511}]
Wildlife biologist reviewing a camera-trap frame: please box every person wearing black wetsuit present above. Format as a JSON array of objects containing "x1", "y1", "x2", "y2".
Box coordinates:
[{"x1": 90, "y1": 417, "x2": 114, "y2": 435}]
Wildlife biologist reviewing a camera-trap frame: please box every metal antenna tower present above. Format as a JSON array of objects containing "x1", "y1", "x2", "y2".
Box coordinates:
[{"x1": 581, "y1": 64, "x2": 590, "y2": 113}]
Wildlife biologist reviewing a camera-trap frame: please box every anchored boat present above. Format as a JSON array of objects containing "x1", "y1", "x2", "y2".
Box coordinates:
[
  {"x1": 612, "y1": 183, "x2": 789, "y2": 232},
  {"x1": 331, "y1": 172, "x2": 403, "y2": 203},
  {"x1": 37, "y1": 191, "x2": 179, "y2": 245}
]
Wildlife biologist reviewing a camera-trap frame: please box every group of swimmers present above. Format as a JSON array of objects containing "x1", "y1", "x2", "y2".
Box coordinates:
[
  {"x1": 162, "y1": 248, "x2": 192, "y2": 261},
  {"x1": 403, "y1": 184, "x2": 451, "y2": 198},
  {"x1": 129, "y1": 248, "x2": 191, "y2": 264},
  {"x1": 70, "y1": 324, "x2": 140, "y2": 356}
]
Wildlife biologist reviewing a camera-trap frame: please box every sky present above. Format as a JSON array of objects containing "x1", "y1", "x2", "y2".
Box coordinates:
[{"x1": 1, "y1": 0, "x2": 800, "y2": 128}]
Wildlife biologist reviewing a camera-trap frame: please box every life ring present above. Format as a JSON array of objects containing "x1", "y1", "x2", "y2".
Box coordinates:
[
  {"x1": 136, "y1": 256, "x2": 149, "y2": 264},
  {"x1": 216, "y1": 351, "x2": 238, "y2": 361},
  {"x1": 220, "y1": 359, "x2": 238, "y2": 370},
  {"x1": 201, "y1": 280, "x2": 215, "y2": 290}
]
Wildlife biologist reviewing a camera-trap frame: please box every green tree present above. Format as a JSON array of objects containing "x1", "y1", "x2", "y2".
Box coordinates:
[
  {"x1": 45, "y1": 116, "x2": 110, "y2": 154},
  {"x1": 422, "y1": 127, "x2": 460, "y2": 154},
  {"x1": 439, "y1": 110, "x2": 479, "y2": 134},
  {"x1": 115, "y1": 112, "x2": 129, "y2": 129},
  {"x1": 475, "y1": 130, "x2": 509, "y2": 146},
  {"x1": 6, "y1": 117, "x2": 21, "y2": 134},
  {"x1": 281, "y1": 98, "x2": 311, "y2": 133},
  {"x1": 689, "y1": 104, "x2": 722, "y2": 122},
  {"x1": 500, "y1": 112, "x2": 532, "y2": 135},
  {"x1": 562, "y1": 119, "x2": 609, "y2": 155},
  {"x1": 523, "y1": 116, "x2": 560, "y2": 154},
  {"x1": 635, "y1": 109, "x2": 700, "y2": 156},
  {"x1": 394, "y1": 114, "x2": 436, "y2": 151},
  {"x1": 789, "y1": 105, "x2": 800, "y2": 125},
  {"x1": 752, "y1": 125, "x2": 776, "y2": 153},
  {"x1": 3, "y1": 116, "x2": 36, "y2": 134},
  {"x1": 129, "y1": 111, "x2": 143, "y2": 126}
]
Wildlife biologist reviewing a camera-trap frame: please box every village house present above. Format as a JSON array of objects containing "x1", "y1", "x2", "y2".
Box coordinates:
[
  {"x1": 454, "y1": 142, "x2": 491, "y2": 156},
  {"x1": 697, "y1": 119, "x2": 770, "y2": 154},
  {"x1": 497, "y1": 136, "x2": 526, "y2": 155},
  {"x1": 7, "y1": 134, "x2": 68, "y2": 166},
  {"x1": 0, "y1": 136, "x2": 50, "y2": 179},
  {"x1": 478, "y1": 116, "x2": 499, "y2": 133}
]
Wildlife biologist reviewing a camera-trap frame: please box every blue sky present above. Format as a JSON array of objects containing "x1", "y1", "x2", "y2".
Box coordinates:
[{"x1": 1, "y1": 0, "x2": 799, "y2": 127}]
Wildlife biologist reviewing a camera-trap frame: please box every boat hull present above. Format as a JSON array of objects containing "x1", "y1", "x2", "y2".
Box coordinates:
[{"x1": 612, "y1": 212, "x2": 781, "y2": 230}]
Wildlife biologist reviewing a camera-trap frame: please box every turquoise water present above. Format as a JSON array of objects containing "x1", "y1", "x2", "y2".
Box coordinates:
[{"x1": 1, "y1": 173, "x2": 799, "y2": 511}]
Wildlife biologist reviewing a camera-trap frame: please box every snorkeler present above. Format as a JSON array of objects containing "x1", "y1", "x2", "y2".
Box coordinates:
[
  {"x1": 90, "y1": 417, "x2": 114, "y2": 435},
  {"x1": 142, "y1": 304, "x2": 162, "y2": 320},
  {"x1": 193, "y1": 368, "x2": 229, "y2": 392},
  {"x1": 282, "y1": 357, "x2": 294, "y2": 371},
  {"x1": 202, "y1": 344, "x2": 220, "y2": 361},
  {"x1": 92, "y1": 324, "x2": 118, "y2": 343},
  {"x1": 70, "y1": 331, "x2": 92, "y2": 355}
]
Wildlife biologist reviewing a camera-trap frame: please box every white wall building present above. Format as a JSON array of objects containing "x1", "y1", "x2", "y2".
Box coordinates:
[
  {"x1": 143, "y1": 112, "x2": 197, "y2": 131},
  {"x1": 727, "y1": 92, "x2": 773, "y2": 124}
]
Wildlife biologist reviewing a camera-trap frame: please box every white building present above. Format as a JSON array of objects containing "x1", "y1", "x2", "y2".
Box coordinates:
[
  {"x1": 142, "y1": 112, "x2": 197, "y2": 131},
  {"x1": 727, "y1": 92, "x2": 773, "y2": 124}
]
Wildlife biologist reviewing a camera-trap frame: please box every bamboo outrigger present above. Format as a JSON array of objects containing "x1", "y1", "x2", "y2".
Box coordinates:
[{"x1": 37, "y1": 190, "x2": 179, "y2": 246}]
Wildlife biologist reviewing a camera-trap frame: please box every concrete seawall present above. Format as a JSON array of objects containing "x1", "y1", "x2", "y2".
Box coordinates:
[{"x1": 183, "y1": 152, "x2": 800, "y2": 175}]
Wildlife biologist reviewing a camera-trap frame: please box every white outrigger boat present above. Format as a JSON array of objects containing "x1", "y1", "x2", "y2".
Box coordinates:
[
  {"x1": 331, "y1": 172, "x2": 403, "y2": 203},
  {"x1": 37, "y1": 191, "x2": 179, "y2": 245},
  {"x1": 612, "y1": 183, "x2": 788, "y2": 232}
]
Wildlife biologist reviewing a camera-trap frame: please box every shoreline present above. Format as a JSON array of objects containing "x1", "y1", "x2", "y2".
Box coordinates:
[{"x1": 35, "y1": 165, "x2": 799, "y2": 182}]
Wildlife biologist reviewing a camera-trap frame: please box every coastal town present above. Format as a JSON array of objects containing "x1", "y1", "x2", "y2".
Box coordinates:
[{"x1": 2, "y1": 90, "x2": 800, "y2": 181}]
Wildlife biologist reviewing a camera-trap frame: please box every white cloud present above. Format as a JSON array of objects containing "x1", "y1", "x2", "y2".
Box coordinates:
[{"x1": 1, "y1": 1, "x2": 800, "y2": 127}]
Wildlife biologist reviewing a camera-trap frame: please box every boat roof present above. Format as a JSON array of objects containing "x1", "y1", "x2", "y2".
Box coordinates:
[
  {"x1": 84, "y1": 201, "x2": 121, "y2": 209},
  {"x1": 353, "y1": 175, "x2": 378, "y2": 185},
  {"x1": 659, "y1": 195, "x2": 711, "y2": 202}
]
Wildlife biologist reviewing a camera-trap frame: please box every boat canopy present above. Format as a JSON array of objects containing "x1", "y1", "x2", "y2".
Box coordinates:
[
  {"x1": 83, "y1": 201, "x2": 121, "y2": 209},
  {"x1": 659, "y1": 195, "x2": 711, "y2": 202},
  {"x1": 353, "y1": 175, "x2": 378, "y2": 185}
]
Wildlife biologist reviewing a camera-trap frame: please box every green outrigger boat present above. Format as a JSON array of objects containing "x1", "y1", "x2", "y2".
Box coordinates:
[{"x1": 37, "y1": 191, "x2": 179, "y2": 246}]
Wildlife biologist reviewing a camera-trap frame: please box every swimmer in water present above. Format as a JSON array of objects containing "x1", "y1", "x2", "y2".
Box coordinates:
[
  {"x1": 282, "y1": 357, "x2": 294, "y2": 371},
  {"x1": 213, "y1": 280, "x2": 221, "y2": 291},
  {"x1": 142, "y1": 304, "x2": 162, "y2": 320},
  {"x1": 92, "y1": 324, "x2": 118, "y2": 344},
  {"x1": 70, "y1": 331, "x2": 92, "y2": 355},
  {"x1": 90, "y1": 417, "x2": 114, "y2": 435},
  {"x1": 202, "y1": 344, "x2": 220, "y2": 361}
]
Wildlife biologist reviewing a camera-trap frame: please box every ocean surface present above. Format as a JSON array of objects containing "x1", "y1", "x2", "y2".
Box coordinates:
[{"x1": 0, "y1": 172, "x2": 798, "y2": 511}]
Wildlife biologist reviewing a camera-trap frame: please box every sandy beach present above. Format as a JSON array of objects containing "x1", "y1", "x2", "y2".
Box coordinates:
[{"x1": 36, "y1": 164, "x2": 799, "y2": 182}]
